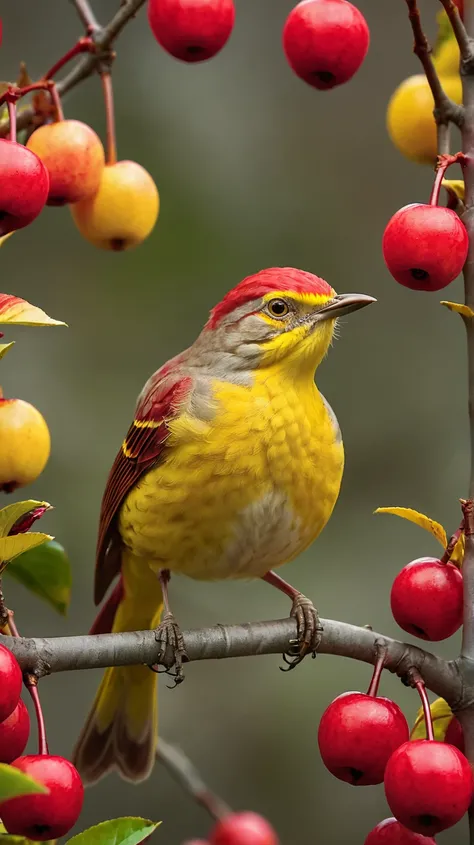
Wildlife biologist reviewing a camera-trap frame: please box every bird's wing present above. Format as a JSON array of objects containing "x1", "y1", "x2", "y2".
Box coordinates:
[{"x1": 94, "y1": 366, "x2": 193, "y2": 605}]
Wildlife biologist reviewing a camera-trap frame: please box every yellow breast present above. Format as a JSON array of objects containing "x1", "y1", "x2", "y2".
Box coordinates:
[{"x1": 119, "y1": 370, "x2": 344, "y2": 581}]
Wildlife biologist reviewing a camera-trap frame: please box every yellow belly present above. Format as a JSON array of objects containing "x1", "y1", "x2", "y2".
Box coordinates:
[{"x1": 119, "y1": 371, "x2": 344, "y2": 580}]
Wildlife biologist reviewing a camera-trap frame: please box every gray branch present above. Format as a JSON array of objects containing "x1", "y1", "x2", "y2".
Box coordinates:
[
  {"x1": 1, "y1": 616, "x2": 463, "y2": 707},
  {"x1": 0, "y1": 0, "x2": 147, "y2": 137}
]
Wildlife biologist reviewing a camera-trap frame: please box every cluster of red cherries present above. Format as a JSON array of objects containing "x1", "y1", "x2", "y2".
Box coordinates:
[
  {"x1": 316, "y1": 548, "x2": 468, "y2": 843},
  {"x1": 0, "y1": 643, "x2": 84, "y2": 841},
  {"x1": 147, "y1": 0, "x2": 370, "y2": 89}
]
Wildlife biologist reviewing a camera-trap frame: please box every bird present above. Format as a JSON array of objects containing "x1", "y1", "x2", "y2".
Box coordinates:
[{"x1": 73, "y1": 266, "x2": 375, "y2": 785}]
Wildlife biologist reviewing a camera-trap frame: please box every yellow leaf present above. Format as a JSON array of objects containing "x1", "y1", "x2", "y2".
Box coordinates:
[
  {"x1": 0, "y1": 341, "x2": 14, "y2": 359},
  {"x1": 440, "y1": 301, "x2": 474, "y2": 318},
  {"x1": 374, "y1": 507, "x2": 447, "y2": 547},
  {"x1": 411, "y1": 697, "x2": 454, "y2": 741},
  {"x1": 0, "y1": 533, "x2": 53, "y2": 572},
  {"x1": 451, "y1": 533, "x2": 465, "y2": 567},
  {"x1": 0, "y1": 294, "x2": 66, "y2": 327},
  {"x1": 0, "y1": 232, "x2": 14, "y2": 248},
  {"x1": 442, "y1": 179, "x2": 465, "y2": 203},
  {"x1": 0, "y1": 500, "x2": 51, "y2": 538}
]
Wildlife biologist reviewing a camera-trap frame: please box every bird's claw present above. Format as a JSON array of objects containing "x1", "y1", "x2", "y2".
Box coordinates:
[
  {"x1": 149, "y1": 611, "x2": 188, "y2": 688},
  {"x1": 280, "y1": 593, "x2": 323, "y2": 671}
]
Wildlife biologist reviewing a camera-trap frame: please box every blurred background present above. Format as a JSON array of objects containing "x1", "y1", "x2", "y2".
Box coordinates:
[{"x1": 0, "y1": 1, "x2": 469, "y2": 842}]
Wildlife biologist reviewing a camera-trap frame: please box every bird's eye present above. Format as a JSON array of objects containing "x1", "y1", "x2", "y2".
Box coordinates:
[{"x1": 267, "y1": 299, "x2": 289, "y2": 318}]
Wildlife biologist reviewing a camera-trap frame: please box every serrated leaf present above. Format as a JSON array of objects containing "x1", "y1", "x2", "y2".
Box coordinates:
[
  {"x1": 66, "y1": 818, "x2": 161, "y2": 845},
  {"x1": 374, "y1": 507, "x2": 447, "y2": 547},
  {"x1": 442, "y1": 179, "x2": 465, "y2": 203},
  {"x1": 410, "y1": 697, "x2": 454, "y2": 742},
  {"x1": 0, "y1": 763, "x2": 47, "y2": 802},
  {"x1": 7, "y1": 540, "x2": 71, "y2": 615},
  {"x1": 441, "y1": 300, "x2": 474, "y2": 318},
  {"x1": 0, "y1": 500, "x2": 51, "y2": 538},
  {"x1": 0, "y1": 533, "x2": 53, "y2": 573},
  {"x1": 0, "y1": 341, "x2": 14, "y2": 359},
  {"x1": 0, "y1": 295, "x2": 66, "y2": 327}
]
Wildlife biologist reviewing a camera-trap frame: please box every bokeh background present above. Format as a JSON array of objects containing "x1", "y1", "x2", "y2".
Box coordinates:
[{"x1": 0, "y1": 1, "x2": 469, "y2": 842}]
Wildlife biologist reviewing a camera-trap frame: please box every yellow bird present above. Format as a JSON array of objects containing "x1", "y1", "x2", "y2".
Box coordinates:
[{"x1": 74, "y1": 267, "x2": 374, "y2": 784}]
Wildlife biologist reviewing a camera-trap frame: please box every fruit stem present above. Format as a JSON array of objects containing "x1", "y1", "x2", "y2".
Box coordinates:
[
  {"x1": 429, "y1": 152, "x2": 466, "y2": 206},
  {"x1": 413, "y1": 674, "x2": 434, "y2": 741},
  {"x1": 7, "y1": 100, "x2": 16, "y2": 143},
  {"x1": 101, "y1": 71, "x2": 117, "y2": 165},
  {"x1": 366, "y1": 643, "x2": 387, "y2": 697},
  {"x1": 441, "y1": 524, "x2": 464, "y2": 564},
  {"x1": 48, "y1": 82, "x2": 65, "y2": 122},
  {"x1": 44, "y1": 37, "x2": 95, "y2": 83},
  {"x1": 25, "y1": 676, "x2": 49, "y2": 756}
]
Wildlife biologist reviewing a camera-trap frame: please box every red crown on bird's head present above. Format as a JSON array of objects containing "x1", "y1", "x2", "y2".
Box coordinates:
[{"x1": 207, "y1": 267, "x2": 335, "y2": 329}]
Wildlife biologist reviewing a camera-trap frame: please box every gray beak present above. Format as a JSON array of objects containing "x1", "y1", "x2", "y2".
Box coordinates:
[{"x1": 317, "y1": 293, "x2": 376, "y2": 321}]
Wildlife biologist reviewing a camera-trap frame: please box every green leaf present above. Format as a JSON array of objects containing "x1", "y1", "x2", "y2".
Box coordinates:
[
  {"x1": 66, "y1": 818, "x2": 161, "y2": 845},
  {"x1": 6, "y1": 540, "x2": 71, "y2": 615},
  {"x1": 0, "y1": 501, "x2": 51, "y2": 538},
  {"x1": 0, "y1": 763, "x2": 47, "y2": 803},
  {"x1": 0, "y1": 534, "x2": 53, "y2": 574}
]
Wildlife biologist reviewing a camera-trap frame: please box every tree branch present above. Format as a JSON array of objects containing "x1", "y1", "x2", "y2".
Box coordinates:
[
  {"x1": 438, "y1": 0, "x2": 473, "y2": 60},
  {"x1": 405, "y1": 0, "x2": 464, "y2": 130},
  {"x1": 70, "y1": 0, "x2": 101, "y2": 34},
  {"x1": 0, "y1": 616, "x2": 463, "y2": 706},
  {"x1": 0, "y1": 0, "x2": 147, "y2": 137},
  {"x1": 157, "y1": 738, "x2": 231, "y2": 821}
]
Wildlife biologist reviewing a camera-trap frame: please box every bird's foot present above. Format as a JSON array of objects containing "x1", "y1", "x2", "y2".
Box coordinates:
[
  {"x1": 281, "y1": 593, "x2": 323, "y2": 671},
  {"x1": 150, "y1": 611, "x2": 188, "y2": 687}
]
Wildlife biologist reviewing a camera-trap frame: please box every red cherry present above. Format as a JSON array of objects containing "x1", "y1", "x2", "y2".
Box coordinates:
[
  {"x1": 0, "y1": 698, "x2": 30, "y2": 763},
  {"x1": 0, "y1": 140, "x2": 49, "y2": 236},
  {"x1": 317, "y1": 691, "x2": 409, "y2": 785},
  {"x1": 454, "y1": 0, "x2": 464, "y2": 18},
  {"x1": 147, "y1": 0, "x2": 235, "y2": 63},
  {"x1": 0, "y1": 755, "x2": 84, "y2": 840},
  {"x1": 0, "y1": 643, "x2": 22, "y2": 722},
  {"x1": 364, "y1": 818, "x2": 436, "y2": 844},
  {"x1": 283, "y1": 0, "x2": 370, "y2": 90},
  {"x1": 384, "y1": 740, "x2": 473, "y2": 835},
  {"x1": 209, "y1": 812, "x2": 279, "y2": 845},
  {"x1": 390, "y1": 557, "x2": 463, "y2": 641},
  {"x1": 382, "y1": 203, "x2": 468, "y2": 291},
  {"x1": 445, "y1": 715, "x2": 465, "y2": 752}
]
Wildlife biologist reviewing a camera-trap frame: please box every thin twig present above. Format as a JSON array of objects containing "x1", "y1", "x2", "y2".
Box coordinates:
[
  {"x1": 71, "y1": 0, "x2": 101, "y2": 34},
  {"x1": 438, "y1": 0, "x2": 473, "y2": 60},
  {"x1": 405, "y1": 0, "x2": 464, "y2": 129},
  {"x1": 157, "y1": 738, "x2": 231, "y2": 821},
  {"x1": 0, "y1": 0, "x2": 147, "y2": 138}
]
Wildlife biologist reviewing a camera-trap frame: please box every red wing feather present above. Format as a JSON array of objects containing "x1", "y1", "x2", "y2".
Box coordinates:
[{"x1": 94, "y1": 373, "x2": 193, "y2": 605}]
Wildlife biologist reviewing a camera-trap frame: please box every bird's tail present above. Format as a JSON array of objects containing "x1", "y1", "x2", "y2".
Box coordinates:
[{"x1": 73, "y1": 551, "x2": 163, "y2": 785}]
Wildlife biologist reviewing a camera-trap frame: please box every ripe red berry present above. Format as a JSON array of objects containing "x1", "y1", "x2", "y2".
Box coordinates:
[
  {"x1": 0, "y1": 755, "x2": 84, "y2": 840},
  {"x1": 147, "y1": 0, "x2": 235, "y2": 63},
  {"x1": 318, "y1": 691, "x2": 409, "y2": 785},
  {"x1": 0, "y1": 140, "x2": 49, "y2": 236},
  {"x1": 0, "y1": 643, "x2": 22, "y2": 722},
  {"x1": 283, "y1": 0, "x2": 370, "y2": 90},
  {"x1": 390, "y1": 557, "x2": 463, "y2": 641},
  {"x1": 382, "y1": 203, "x2": 468, "y2": 291},
  {"x1": 384, "y1": 740, "x2": 473, "y2": 835},
  {"x1": 209, "y1": 812, "x2": 279, "y2": 845},
  {"x1": 364, "y1": 818, "x2": 436, "y2": 844},
  {"x1": 0, "y1": 698, "x2": 30, "y2": 763},
  {"x1": 445, "y1": 715, "x2": 465, "y2": 752}
]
